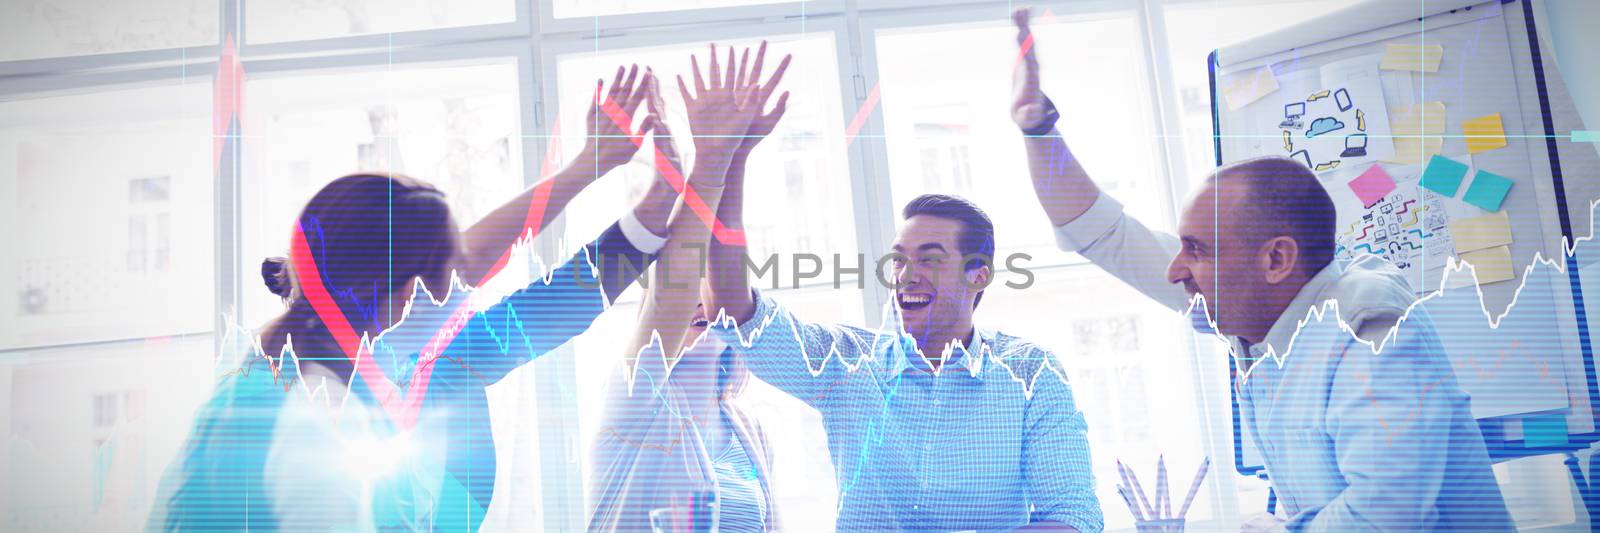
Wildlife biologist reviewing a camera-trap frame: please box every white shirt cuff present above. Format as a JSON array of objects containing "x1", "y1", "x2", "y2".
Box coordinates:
[
  {"x1": 1052, "y1": 192, "x2": 1126, "y2": 253},
  {"x1": 619, "y1": 209, "x2": 668, "y2": 255}
]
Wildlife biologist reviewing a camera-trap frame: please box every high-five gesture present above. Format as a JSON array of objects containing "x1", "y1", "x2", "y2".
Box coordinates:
[
  {"x1": 583, "y1": 64, "x2": 654, "y2": 174},
  {"x1": 1012, "y1": 6, "x2": 1099, "y2": 227},
  {"x1": 678, "y1": 43, "x2": 780, "y2": 173},
  {"x1": 732, "y1": 41, "x2": 792, "y2": 159},
  {"x1": 703, "y1": 42, "x2": 790, "y2": 327},
  {"x1": 628, "y1": 68, "x2": 686, "y2": 238},
  {"x1": 461, "y1": 63, "x2": 653, "y2": 283},
  {"x1": 643, "y1": 68, "x2": 683, "y2": 176},
  {"x1": 1012, "y1": 8, "x2": 1052, "y2": 131}
]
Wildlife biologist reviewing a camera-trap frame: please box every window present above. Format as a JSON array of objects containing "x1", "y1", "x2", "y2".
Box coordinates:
[
  {"x1": 875, "y1": 12, "x2": 1172, "y2": 265},
  {"x1": 247, "y1": 0, "x2": 517, "y2": 44},
  {"x1": 550, "y1": 0, "x2": 808, "y2": 20},
  {"x1": 0, "y1": 0, "x2": 217, "y2": 62},
  {"x1": 0, "y1": 81, "x2": 215, "y2": 349},
  {"x1": 4, "y1": 335, "x2": 216, "y2": 531}
]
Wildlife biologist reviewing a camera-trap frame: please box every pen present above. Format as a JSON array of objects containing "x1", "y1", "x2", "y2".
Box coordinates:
[{"x1": 1177, "y1": 457, "x2": 1211, "y2": 519}]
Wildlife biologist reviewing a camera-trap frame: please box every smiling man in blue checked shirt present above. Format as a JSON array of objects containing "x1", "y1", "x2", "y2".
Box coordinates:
[{"x1": 706, "y1": 178, "x2": 1103, "y2": 530}]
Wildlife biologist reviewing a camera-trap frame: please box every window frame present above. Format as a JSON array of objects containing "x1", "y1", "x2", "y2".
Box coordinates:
[
  {"x1": 536, "y1": 0, "x2": 847, "y2": 36},
  {"x1": 240, "y1": 0, "x2": 532, "y2": 52}
]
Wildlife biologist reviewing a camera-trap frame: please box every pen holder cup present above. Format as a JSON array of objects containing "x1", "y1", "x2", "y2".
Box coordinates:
[{"x1": 1134, "y1": 517, "x2": 1185, "y2": 533}]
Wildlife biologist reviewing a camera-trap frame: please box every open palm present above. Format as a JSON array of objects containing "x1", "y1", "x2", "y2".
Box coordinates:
[
  {"x1": 733, "y1": 41, "x2": 792, "y2": 156},
  {"x1": 584, "y1": 64, "x2": 653, "y2": 173},
  {"x1": 679, "y1": 44, "x2": 762, "y2": 159},
  {"x1": 1011, "y1": 8, "x2": 1051, "y2": 129}
]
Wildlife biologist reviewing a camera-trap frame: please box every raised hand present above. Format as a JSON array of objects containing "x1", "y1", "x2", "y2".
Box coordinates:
[
  {"x1": 630, "y1": 68, "x2": 685, "y2": 237},
  {"x1": 644, "y1": 68, "x2": 684, "y2": 177},
  {"x1": 582, "y1": 64, "x2": 654, "y2": 174},
  {"x1": 679, "y1": 44, "x2": 764, "y2": 172},
  {"x1": 1012, "y1": 8, "x2": 1051, "y2": 130},
  {"x1": 731, "y1": 41, "x2": 792, "y2": 159}
]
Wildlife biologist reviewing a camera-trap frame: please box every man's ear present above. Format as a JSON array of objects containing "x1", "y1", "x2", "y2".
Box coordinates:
[
  {"x1": 964, "y1": 264, "x2": 993, "y2": 291},
  {"x1": 965, "y1": 265, "x2": 993, "y2": 309},
  {"x1": 1260, "y1": 236, "x2": 1300, "y2": 284}
]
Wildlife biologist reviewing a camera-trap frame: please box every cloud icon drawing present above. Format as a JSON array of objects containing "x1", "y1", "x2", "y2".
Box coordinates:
[{"x1": 1306, "y1": 117, "x2": 1345, "y2": 138}]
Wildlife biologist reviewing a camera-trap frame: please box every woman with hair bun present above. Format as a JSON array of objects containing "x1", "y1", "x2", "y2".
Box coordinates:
[{"x1": 150, "y1": 66, "x2": 677, "y2": 531}]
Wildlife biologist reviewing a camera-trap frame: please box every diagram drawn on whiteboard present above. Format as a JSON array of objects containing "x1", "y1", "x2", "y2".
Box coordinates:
[
  {"x1": 1281, "y1": 73, "x2": 1391, "y2": 174},
  {"x1": 1333, "y1": 179, "x2": 1455, "y2": 285}
]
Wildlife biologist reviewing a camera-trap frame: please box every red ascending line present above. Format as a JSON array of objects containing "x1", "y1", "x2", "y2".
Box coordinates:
[
  {"x1": 289, "y1": 224, "x2": 412, "y2": 424},
  {"x1": 212, "y1": 36, "x2": 244, "y2": 172},
  {"x1": 599, "y1": 94, "x2": 746, "y2": 246},
  {"x1": 844, "y1": 82, "x2": 881, "y2": 147},
  {"x1": 1012, "y1": 8, "x2": 1054, "y2": 70}
]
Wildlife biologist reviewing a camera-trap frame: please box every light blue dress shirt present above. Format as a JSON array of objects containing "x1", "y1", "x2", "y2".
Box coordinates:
[
  {"x1": 715, "y1": 291, "x2": 1104, "y2": 532},
  {"x1": 712, "y1": 422, "x2": 770, "y2": 533},
  {"x1": 1054, "y1": 191, "x2": 1513, "y2": 531}
]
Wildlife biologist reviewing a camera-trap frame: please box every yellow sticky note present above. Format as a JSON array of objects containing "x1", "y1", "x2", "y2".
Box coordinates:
[
  {"x1": 1463, "y1": 113, "x2": 1509, "y2": 154},
  {"x1": 1381, "y1": 43, "x2": 1444, "y2": 73},
  {"x1": 1449, "y1": 212, "x2": 1513, "y2": 253},
  {"x1": 1222, "y1": 66, "x2": 1279, "y2": 111},
  {"x1": 1387, "y1": 102, "x2": 1446, "y2": 164},
  {"x1": 1453, "y1": 245, "x2": 1516, "y2": 287},
  {"x1": 1384, "y1": 137, "x2": 1444, "y2": 165},
  {"x1": 1392, "y1": 102, "x2": 1446, "y2": 135}
]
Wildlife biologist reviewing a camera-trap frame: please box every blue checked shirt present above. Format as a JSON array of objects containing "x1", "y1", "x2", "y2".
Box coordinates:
[{"x1": 715, "y1": 290, "x2": 1103, "y2": 532}]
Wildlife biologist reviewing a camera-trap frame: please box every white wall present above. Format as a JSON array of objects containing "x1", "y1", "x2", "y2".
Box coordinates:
[{"x1": 1544, "y1": 0, "x2": 1600, "y2": 135}]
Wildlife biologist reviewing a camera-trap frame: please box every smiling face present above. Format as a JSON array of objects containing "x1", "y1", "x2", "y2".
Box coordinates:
[
  {"x1": 1166, "y1": 177, "x2": 1304, "y2": 343},
  {"x1": 671, "y1": 280, "x2": 741, "y2": 395},
  {"x1": 1165, "y1": 157, "x2": 1336, "y2": 344},
  {"x1": 675, "y1": 280, "x2": 719, "y2": 359},
  {"x1": 891, "y1": 215, "x2": 990, "y2": 355},
  {"x1": 1167, "y1": 181, "x2": 1246, "y2": 334}
]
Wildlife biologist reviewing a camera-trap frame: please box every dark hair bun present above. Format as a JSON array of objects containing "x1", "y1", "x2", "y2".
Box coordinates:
[{"x1": 262, "y1": 257, "x2": 293, "y2": 298}]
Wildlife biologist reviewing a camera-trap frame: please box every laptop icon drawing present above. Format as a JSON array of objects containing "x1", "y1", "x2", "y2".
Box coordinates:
[{"x1": 1340, "y1": 133, "x2": 1368, "y2": 158}]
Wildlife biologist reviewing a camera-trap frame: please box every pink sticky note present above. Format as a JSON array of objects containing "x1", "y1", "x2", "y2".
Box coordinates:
[{"x1": 1348, "y1": 164, "x2": 1397, "y2": 207}]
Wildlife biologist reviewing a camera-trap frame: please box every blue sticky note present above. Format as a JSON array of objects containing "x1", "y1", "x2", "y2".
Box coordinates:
[
  {"x1": 1463, "y1": 170, "x2": 1514, "y2": 211},
  {"x1": 1420, "y1": 155, "x2": 1469, "y2": 197},
  {"x1": 1524, "y1": 414, "x2": 1569, "y2": 448}
]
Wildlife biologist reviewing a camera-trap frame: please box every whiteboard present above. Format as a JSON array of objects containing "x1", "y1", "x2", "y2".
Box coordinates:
[{"x1": 1211, "y1": 0, "x2": 1600, "y2": 473}]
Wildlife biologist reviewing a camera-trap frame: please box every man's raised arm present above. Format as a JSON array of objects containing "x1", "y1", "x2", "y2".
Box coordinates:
[
  {"x1": 1012, "y1": 7, "x2": 1187, "y2": 311},
  {"x1": 1013, "y1": 8, "x2": 1099, "y2": 228}
]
